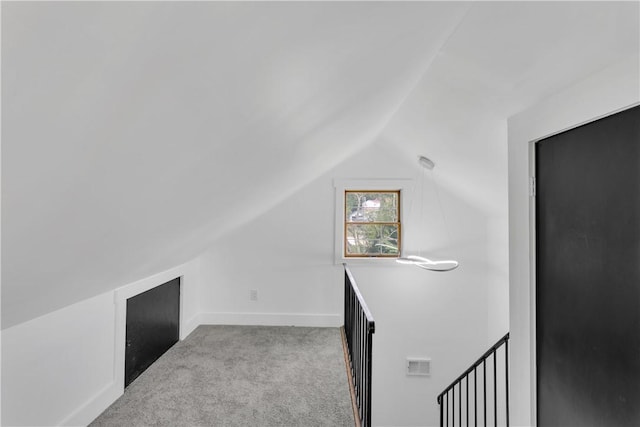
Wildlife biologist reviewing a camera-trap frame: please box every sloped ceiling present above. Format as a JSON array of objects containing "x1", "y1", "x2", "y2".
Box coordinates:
[
  {"x1": 2, "y1": 1, "x2": 639, "y2": 328},
  {"x1": 379, "y1": 0, "x2": 640, "y2": 214}
]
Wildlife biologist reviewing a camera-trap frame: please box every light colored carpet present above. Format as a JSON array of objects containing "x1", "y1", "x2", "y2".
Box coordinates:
[{"x1": 90, "y1": 325, "x2": 355, "y2": 427}]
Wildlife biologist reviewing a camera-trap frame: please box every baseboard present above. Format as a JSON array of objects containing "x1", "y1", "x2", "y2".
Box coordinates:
[
  {"x1": 198, "y1": 311, "x2": 342, "y2": 327},
  {"x1": 59, "y1": 381, "x2": 122, "y2": 427},
  {"x1": 181, "y1": 313, "x2": 200, "y2": 340}
]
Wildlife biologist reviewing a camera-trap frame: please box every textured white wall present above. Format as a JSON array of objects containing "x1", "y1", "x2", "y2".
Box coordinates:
[{"x1": 507, "y1": 54, "x2": 640, "y2": 427}]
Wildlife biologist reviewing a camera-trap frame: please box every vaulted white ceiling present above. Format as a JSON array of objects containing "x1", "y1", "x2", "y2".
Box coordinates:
[{"x1": 3, "y1": 1, "x2": 638, "y2": 328}]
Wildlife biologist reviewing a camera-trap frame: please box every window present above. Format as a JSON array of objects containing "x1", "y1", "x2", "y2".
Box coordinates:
[
  {"x1": 344, "y1": 190, "x2": 400, "y2": 257},
  {"x1": 333, "y1": 178, "x2": 410, "y2": 264}
]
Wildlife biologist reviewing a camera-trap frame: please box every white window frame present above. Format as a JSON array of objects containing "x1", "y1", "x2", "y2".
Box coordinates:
[{"x1": 333, "y1": 178, "x2": 413, "y2": 265}]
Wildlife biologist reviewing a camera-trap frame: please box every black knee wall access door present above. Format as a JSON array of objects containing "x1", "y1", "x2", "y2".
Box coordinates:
[
  {"x1": 535, "y1": 105, "x2": 640, "y2": 426},
  {"x1": 125, "y1": 277, "x2": 180, "y2": 387}
]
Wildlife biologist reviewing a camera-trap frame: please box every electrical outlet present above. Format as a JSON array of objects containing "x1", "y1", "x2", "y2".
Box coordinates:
[{"x1": 249, "y1": 289, "x2": 258, "y2": 301}]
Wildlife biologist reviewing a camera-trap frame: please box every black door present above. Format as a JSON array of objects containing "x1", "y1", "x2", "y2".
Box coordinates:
[
  {"x1": 125, "y1": 277, "x2": 180, "y2": 387},
  {"x1": 536, "y1": 105, "x2": 640, "y2": 426}
]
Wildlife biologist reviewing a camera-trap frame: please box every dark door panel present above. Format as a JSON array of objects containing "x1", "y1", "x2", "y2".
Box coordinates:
[
  {"x1": 125, "y1": 277, "x2": 180, "y2": 387},
  {"x1": 536, "y1": 105, "x2": 640, "y2": 426}
]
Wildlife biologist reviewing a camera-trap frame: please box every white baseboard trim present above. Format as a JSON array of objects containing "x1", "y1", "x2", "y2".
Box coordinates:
[
  {"x1": 198, "y1": 312, "x2": 342, "y2": 328},
  {"x1": 59, "y1": 381, "x2": 122, "y2": 427},
  {"x1": 181, "y1": 313, "x2": 200, "y2": 340}
]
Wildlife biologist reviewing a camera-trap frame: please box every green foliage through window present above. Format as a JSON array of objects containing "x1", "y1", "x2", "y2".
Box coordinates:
[{"x1": 345, "y1": 191, "x2": 400, "y2": 257}]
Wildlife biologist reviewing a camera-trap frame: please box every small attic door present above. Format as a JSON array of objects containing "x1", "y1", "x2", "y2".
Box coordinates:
[{"x1": 125, "y1": 277, "x2": 180, "y2": 387}]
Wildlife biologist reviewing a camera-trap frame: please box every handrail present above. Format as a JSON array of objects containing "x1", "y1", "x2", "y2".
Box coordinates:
[
  {"x1": 343, "y1": 263, "x2": 375, "y2": 328},
  {"x1": 437, "y1": 333, "x2": 509, "y2": 403},
  {"x1": 343, "y1": 263, "x2": 375, "y2": 427},
  {"x1": 437, "y1": 332, "x2": 510, "y2": 427}
]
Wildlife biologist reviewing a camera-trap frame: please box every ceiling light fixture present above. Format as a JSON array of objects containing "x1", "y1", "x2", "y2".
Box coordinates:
[{"x1": 396, "y1": 156, "x2": 459, "y2": 272}]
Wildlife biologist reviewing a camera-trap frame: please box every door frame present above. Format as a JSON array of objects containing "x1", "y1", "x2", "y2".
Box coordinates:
[
  {"x1": 528, "y1": 140, "x2": 538, "y2": 427},
  {"x1": 527, "y1": 102, "x2": 640, "y2": 426},
  {"x1": 508, "y1": 57, "x2": 639, "y2": 426}
]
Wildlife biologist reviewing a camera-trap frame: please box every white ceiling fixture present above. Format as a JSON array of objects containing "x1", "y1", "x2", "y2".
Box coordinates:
[{"x1": 396, "y1": 156, "x2": 459, "y2": 272}]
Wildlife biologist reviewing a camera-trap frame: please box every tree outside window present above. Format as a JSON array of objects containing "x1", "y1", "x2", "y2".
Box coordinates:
[{"x1": 344, "y1": 190, "x2": 400, "y2": 257}]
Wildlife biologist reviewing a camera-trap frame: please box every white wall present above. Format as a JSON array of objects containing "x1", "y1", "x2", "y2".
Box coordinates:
[
  {"x1": 507, "y1": 54, "x2": 640, "y2": 427},
  {"x1": 357, "y1": 56, "x2": 511, "y2": 424},
  {"x1": 196, "y1": 166, "x2": 344, "y2": 328},
  {"x1": 2, "y1": 292, "x2": 117, "y2": 427},
  {"x1": 1, "y1": 85, "x2": 510, "y2": 427},
  {"x1": 1, "y1": 112, "x2": 508, "y2": 427},
  {"x1": 198, "y1": 129, "x2": 509, "y2": 426},
  {"x1": 1, "y1": 1, "x2": 469, "y2": 330},
  {"x1": 1, "y1": 260, "x2": 200, "y2": 427}
]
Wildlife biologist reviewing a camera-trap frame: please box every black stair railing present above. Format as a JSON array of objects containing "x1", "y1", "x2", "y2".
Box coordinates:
[
  {"x1": 343, "y1": 264, "x2": 375, "y2": 427},
  {"x1": 437, "y1": 333, "x2": 510, "y2": 427}
]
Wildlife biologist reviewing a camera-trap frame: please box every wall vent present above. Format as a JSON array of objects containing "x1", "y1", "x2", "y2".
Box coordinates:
[{"x1": 406, "y1": 358, "x2": 431, "y2": 376}]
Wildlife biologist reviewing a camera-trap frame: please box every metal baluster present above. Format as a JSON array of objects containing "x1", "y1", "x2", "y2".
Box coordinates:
[
  {"x1": 360, "y1": 311, "x2": 364, "y2": 425},
  {"x1": 362, "y1": 311, "x2": 366, "y2": 423},
  {"x1": 364, "y1": 321, "x2": 370, "y2": 423},
  {"x1": 446, "y1": 391, "x2": 449, "y2": 427},
  {"x1": 358, "y1": 310, "x2": 362, "y2": 421},
  {"x1": 466, "y1": 374, "x2": 469, "y2": 427},
  {"x1": 494, "y1": 351, "x2": 497, "y2": 427},
  {"x1": 483, "y1": 359, "x2": 486, "y2": 427},
  {"x1": 452, "y1": 384, "x2": 455, "y2": 427},
  {"x1": 357, "y1": 310, "x2": 362, "y2": 420},
  {"x1": 361, "y1": 311, "x2": 365, "y2": 424},
  {"x1": 474, "y1": 367, "x2": 477, "y2": 427},
  {"x1": 366, "y1": 321, "x2": 373, "y2": 427},
  {"x1": 505, "y1": 339, "x2": 510, "y2": 427}
]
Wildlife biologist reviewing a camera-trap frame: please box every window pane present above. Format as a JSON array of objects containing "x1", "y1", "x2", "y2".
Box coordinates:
[
  {"x1": 346, "y1": 192, "x2": 398, "y2": 223},
  {"x1": 345, "y1": 224, "x2": 399, "y2": 256}
]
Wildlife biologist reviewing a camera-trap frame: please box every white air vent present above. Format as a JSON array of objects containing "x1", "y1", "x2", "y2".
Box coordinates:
[{"x1": 406, "y1": 358, "x2": 431, "y2": 376}]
